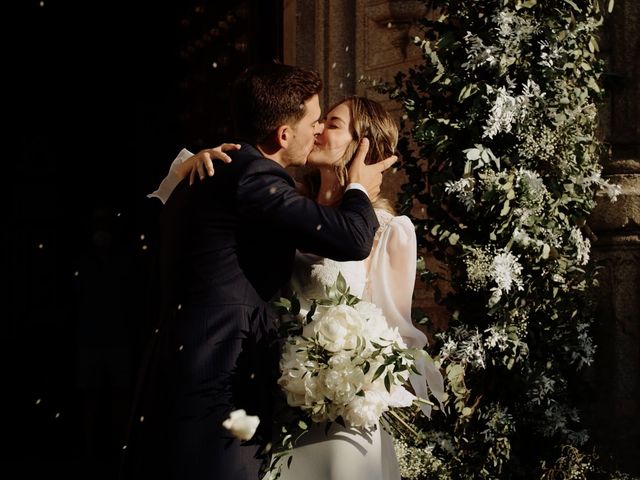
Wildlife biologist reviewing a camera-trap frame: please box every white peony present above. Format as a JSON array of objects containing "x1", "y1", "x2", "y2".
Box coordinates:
[
  {"x1": 278, "y1": 340, "x2": 322, "y2": 407},
  {"x1": 344, "y1": 390, "x2": 388, "y2": 428},
  {"x1": 302, "y1": 304, "x2": 365, "y2": 352},
  {"x1": 320, "y1": 353, "x2": 366, "y2": 404},
  {"x1": 222, "y1": 409, "x2": 260, "y2": 441},
  {"x1": 362, "y1": 301, "x2": 406, "y2": 347}
]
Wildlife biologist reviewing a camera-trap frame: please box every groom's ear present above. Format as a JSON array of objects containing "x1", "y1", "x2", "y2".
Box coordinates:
[{"x1": 275, "y1": 124, "x2": 290, "y2": 149}]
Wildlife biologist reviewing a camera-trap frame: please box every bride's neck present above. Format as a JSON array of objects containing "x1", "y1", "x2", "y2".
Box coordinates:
[{"x1": 316, "y1": 168, "x2": 343, "y2": 206}]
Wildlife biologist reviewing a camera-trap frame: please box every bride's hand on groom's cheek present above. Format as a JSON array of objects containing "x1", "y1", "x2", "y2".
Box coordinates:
[{"x1": 187, "y1": 143, "x2": 242, "y2": 185}]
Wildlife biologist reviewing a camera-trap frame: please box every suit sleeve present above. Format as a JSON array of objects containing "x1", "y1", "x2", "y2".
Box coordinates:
[{"x1": 236, "y1": 159, "x2": 379, "y2": 261}]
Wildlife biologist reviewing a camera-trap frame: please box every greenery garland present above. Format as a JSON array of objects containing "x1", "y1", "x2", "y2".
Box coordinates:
[{"x1": 379, "y1": 0, "x2": 630, "y2": 478}]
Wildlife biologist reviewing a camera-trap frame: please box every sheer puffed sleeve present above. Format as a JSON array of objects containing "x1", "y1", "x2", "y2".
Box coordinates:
[
  {"x1": 147, "y1": 148, "x2": 193, "y2": 204},
  {"x1": 367, "y1": 214, "x2": 428, "y2": 349},
  {"x1": 368, "y1": 213, "x2": 445, "y2": 417}
]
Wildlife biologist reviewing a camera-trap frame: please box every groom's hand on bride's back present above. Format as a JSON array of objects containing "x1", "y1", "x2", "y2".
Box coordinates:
[
  {"x1": 186, "y1": 143, "x2": 242, "y2": 185},
  {"x1": 347, "y1": 138, "x2": 398, "y2": 200}
]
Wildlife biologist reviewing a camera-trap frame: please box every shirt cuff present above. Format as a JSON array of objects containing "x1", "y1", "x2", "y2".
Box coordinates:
[
  {"x1": 147, "y1": 148, "x2": 194, "y2": 204},
  {"x1": 345, "y1": 183, "x2": 369, "y2": 198}
]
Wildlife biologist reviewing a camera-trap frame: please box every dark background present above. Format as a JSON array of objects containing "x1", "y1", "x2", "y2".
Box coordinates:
[{"x1": 7, "y1": 1, "x2": 281, "y2": 478}]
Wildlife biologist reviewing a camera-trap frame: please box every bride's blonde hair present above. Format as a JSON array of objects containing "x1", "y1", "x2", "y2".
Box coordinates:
[{"x1": 331, "y1": 96, "x2": 398, "y2": 214}]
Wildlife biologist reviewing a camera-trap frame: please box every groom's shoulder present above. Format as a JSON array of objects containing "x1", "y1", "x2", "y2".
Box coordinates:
[{"x1": 233, "y1": 143, "x2": 294, "y2": 185}]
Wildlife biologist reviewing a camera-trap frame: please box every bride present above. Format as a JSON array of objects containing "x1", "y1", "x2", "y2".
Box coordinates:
[{"x1": 151, "y1": 95, "x2": 443, "y2": 480}]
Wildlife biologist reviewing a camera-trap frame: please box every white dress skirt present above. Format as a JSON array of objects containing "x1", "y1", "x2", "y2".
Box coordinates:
[{"x1": 274, "y1": 209, "x2": 428, "y2": 480}]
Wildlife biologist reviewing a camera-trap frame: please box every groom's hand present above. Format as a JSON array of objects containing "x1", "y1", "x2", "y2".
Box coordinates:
[
  {"x1": 347, "y1": 138, "x2": 398, "y2": 200},
  {"x1": 187, "y1": 143, "x2": 241, "y2": 185}
]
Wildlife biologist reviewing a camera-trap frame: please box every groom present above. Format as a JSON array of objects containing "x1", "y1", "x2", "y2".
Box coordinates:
[{"x1": 123, "y1": 63, "x2": 396, "y2": 480}]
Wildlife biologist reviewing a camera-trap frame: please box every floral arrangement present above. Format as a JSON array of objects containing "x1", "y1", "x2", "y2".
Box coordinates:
[
  {"x1": 278, "y1": 280, "x2": 417, "y2": 428},
  {"x1": 264, "y1": 272, "x2": 441, "y2": 478},
  {"x1": 374, "y1": 0, "x2": 630, "y2": 478}
]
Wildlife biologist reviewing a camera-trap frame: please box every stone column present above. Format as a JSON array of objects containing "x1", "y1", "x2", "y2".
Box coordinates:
[
  {"x1": 587, "y1": 0, "x2": 640, "y2": 473},
  {"x1": 283, "y1": 0, "x2": 357, "y2": 108}
]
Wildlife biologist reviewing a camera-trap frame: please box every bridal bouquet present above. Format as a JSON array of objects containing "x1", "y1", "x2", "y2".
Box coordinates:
[
  {"x1": 259, "y1": 272, "x2": 443, "y2": 479},
  {"x1": 275, "y1": 273, "x2": 418, "y2": 429}
]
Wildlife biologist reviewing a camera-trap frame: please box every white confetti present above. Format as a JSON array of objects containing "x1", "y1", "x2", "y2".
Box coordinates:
[
  {"x1": 316, "y1": 224, "x2": 322, "y2": 231},
  {"x1": 212, "y1": 62, "x2": 218, "y2": 68},
  {"x1": 269, "y1": 187, "x2": 277, "y2": 194},
  {"x1": 332, "y1": 62, "x2": 337, "y2": 69}
]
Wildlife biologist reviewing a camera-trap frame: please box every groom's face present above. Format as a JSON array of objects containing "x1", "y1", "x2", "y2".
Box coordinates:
[{"x1": 284, "y1": 94, "x2": 323, "y2": 167}]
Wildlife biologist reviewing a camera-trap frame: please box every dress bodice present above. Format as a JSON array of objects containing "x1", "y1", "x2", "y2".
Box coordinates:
[{"x1": 291, "y1": 209, "x2": 396, "y2": 307}]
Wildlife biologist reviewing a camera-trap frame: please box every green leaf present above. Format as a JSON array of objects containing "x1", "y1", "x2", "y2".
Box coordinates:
[
  {"x1": 273, "y1": 297, "x2": 292, "y2": 312},
  {"x1": 290, "y1": 294, "x2": 301, "y2": 316},
  {"x1": 587, "y1": 76, "x2": 601, "y2": 92},
  {"x1": 541, "y1": 244, "x2": 551, "y2": 259},
  {"x1": 563, "y1": 0, "x2": 581, "y2": 12},
  {"x1": 500, "y1": 200, "x2": 510, "y2": 216},
  {"x1": 336, "y1": 271, "x2": 347, "y2": 294},
  {"x1": 372, "y1": 364, "x2": 387, "y2": 382}
]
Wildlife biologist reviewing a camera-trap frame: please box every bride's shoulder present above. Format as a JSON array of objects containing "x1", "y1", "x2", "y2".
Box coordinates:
[{"x1": 374, "y1": 209, "x2": 414, "y2": 238}]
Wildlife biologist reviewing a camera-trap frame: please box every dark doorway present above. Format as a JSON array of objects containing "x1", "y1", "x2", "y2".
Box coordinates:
[{"x1": 8, "y1": 1, "x2": 282, "y2": 478}]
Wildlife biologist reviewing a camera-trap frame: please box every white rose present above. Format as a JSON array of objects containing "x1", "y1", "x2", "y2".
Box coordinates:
[
  {"x1": 303, "y1": 304, "x2": 365, "y2": 352},
  {"x1": 222, "y1": 409, "x2": 260, "y2": 441}
]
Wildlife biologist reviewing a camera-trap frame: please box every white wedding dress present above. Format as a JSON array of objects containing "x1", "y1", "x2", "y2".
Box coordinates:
[{"x1": 275, "y1": 208, "x2": 429, "y2": 480}]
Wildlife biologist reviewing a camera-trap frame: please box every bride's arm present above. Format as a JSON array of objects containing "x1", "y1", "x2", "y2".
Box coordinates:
[
  {"x1": 147, "y1": 144, "x2": 241, "y2": 204},
  {"x1": 185, "y1": 143, "x2": 241, "y2": 185},
  {"x1": 147, "y1": 148, "x2": 194, "y2": 204},
  {"x1": 370, "y1": 217, "x2": 445, "y2": 415},
  {"x1": 368, "y1": 216, "x2": 428, "y2": 349}
]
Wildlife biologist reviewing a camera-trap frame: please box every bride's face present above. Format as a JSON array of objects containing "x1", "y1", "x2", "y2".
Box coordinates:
[{"x1": 307, "y1": 102, "x2": 354, "y2": 168}]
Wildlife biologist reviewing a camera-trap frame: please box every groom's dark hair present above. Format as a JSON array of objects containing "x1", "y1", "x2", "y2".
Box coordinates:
[{"x1": 230, "y1": 62, "x2": 322, "y2": 144}]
